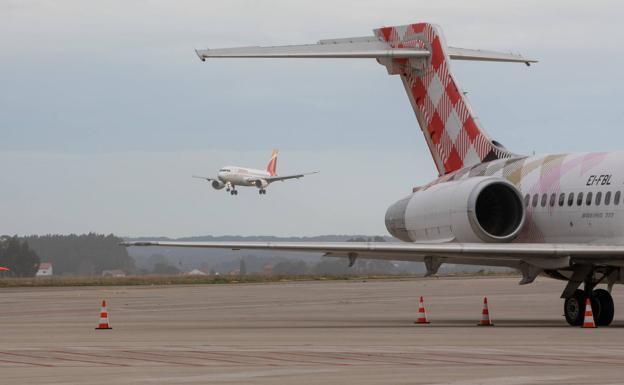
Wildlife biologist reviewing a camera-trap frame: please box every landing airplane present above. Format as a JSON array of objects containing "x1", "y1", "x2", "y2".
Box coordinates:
[
  {"x1": 192, "y1": 149, "x2": 317, "y2": 195},
  {"x1": 125, "y1": 22, "x2": 624, "y2": 326}
]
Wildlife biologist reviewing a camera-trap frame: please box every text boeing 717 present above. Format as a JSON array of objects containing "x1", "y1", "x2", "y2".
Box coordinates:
[
  {"x1": 193, "y1": 149, "x2": 317, "y2": 195},
  {"x1": 126, "y1": 22, "x2": 624, "y2": 326}
]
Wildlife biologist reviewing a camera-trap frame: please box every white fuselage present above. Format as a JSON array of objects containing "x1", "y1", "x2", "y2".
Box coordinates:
[
  {"x1": 389, "y1": 151, "x2": 624, "y2": 245},
  {"x1": 218, "y1": 166, "x2": 270, "y2": 187}
]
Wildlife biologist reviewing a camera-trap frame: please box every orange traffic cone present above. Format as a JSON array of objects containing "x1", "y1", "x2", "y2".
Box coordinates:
[
  {"x1": 95, "y1": 300, "x2": 112, "y2": 330},
  {"x1": 415, "y1": 296, "x2": 430, "y2": 324},
  {"x1": 582, "y1": 297, "x2": 596, "y2": 328},
  {"x1": 477, "y1": 297, "x2": 494, "y2": 326}
]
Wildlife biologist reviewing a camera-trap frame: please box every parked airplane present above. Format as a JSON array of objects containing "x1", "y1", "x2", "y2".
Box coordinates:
[
  {"x1": 126, "y1": 22, "x2": 624, "y2": 326},
  {"x1": 193, "y1": 149, "x2": 317, "y2": 195}
]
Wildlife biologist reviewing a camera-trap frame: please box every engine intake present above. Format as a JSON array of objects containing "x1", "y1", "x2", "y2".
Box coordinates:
[
  {"x1": 473, "y1": 182, "x2": 524, "y2": 239},
  {"x1": 385, "y1": 177, "x2": 525, "y2": 243},
  {"x1": 211, "y1": 180, "x2": 225, "y2": 190}
]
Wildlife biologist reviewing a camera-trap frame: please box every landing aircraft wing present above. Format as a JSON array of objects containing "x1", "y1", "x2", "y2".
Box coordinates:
[
  {"x1": 264, "y1": 171, "x2": 319, "y2": 183},
  {"x1": 192, "y1": 175, "x2": 216, "y2": 182},
  {"x1": 244, "y1": 172, "x2": 318, "y2": 184}
]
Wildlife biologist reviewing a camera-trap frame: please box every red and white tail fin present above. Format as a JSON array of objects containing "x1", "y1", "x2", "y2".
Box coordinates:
[
  {"x1": 266, "y1": 149, "x2": 278, "y2": 176},
  {"x1": 197, "y1": 23, "x2": 534, "y2": 175},
  {"x1": 374, "y1": 23, "x2": 516, "y2": 175}
]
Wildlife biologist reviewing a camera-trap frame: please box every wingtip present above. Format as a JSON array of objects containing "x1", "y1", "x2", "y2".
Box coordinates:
[{"x1": 195, "y1": 49, "x2": 206, "y2": 62}]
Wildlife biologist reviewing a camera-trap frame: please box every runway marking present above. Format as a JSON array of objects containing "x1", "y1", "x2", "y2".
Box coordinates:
[
  {"x1": 116, "y1": 350, "x2": 207, "y2": 367},
  {"x1": 2, "y1": 346, "x2": 624, "y2": 369},
  {"x1": 177, "y1": 350, "x2": 277, "y2": 366},
  {"x1": 0, "y1": 350, "x2": 124, "y2": 367},
  {"x1": 0, "y1": 355, "x2": 55, "y2": 367},
  {"x1": 208, "y1": 351, "x2": 353, "y2": 366}
]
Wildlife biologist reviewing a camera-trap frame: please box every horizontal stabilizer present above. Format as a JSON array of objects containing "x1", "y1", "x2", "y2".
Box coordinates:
[
  {"x1": 196, "y1": 40, "x2": 429, "y2": 60},
  {"x1": 448, "y1": 47, "x2": 537, "y2": 65},
  {"x1": 196, "y1": 36, "x2": 536, "y2": 64}
]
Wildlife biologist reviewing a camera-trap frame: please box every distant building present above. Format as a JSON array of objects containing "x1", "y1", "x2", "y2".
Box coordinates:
[
  {"x1": 186, "y1": 269, "x2": 207, "y2": 276},
  {"x1": 102, "y1": 269, "x2": 126, "y2": 277},
  {"x1": 229, "y1": 269, "x2": 240, "y2": 276},
  {"x1": 36, "y1": 262, "x2": 53, "y2": 277}
]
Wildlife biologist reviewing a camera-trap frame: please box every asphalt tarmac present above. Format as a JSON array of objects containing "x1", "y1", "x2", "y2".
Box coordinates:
[{"x1": 2, "y1": 276, "x2": 624, "y2": 384}]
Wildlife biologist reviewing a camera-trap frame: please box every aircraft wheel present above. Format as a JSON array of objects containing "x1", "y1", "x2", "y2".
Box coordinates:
[
  {"x1": 594, "y1": 289, "x2": 614, "y2": 326},
  {"x1": 564, "y1": 289, "x2": 585, "y2": 326}
]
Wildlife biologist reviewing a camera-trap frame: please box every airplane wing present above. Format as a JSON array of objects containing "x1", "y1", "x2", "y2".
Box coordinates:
[
  {"x1": 192, "y1": 175, "x2": 216, "y2": 182},
  {"x1": 265, "y1": 171, "x2": 319, "y2": 183},
  {"x1": 244, "y1": 172, "x2": 318, "y2": 184},
  {"x1": 121, "y1": 241, "x2": 624, "y2": 268}
]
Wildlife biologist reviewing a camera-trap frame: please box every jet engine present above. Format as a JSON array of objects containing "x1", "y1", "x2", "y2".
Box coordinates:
[
  {"x1": 254, "y1": 179, "x2": 269, "y2": 189},
  {"x1": 385, "y1": 177, "x2": 525, "y2": 243},
  {"x1": 211, "y1": 180, "x2": 225, "y2": 190}
]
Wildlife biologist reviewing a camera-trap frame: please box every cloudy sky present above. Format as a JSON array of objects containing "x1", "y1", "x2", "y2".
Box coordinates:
[{"x1": 2, "y1": 0, "x2": 624, "y2": 237}]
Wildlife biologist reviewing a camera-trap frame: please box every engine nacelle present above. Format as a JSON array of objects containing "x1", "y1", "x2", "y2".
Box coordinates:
[
  {"x1": 211, "y1": 180, "x2": 225, "y2": 190},
  {"x1": 385, "y1": 177, "x2": 525, "y2": 243},
  {"x1": 254, "y1": 179, "x2": 268, "y2": 189}
]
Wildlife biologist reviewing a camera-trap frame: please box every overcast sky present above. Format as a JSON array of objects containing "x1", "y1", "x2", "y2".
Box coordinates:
[{"x1": 2, "y1": 0, "x2": 624, "y2": 237}]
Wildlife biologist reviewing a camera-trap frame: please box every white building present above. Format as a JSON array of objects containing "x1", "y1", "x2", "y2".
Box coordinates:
[
  {"x1": 36, "y1": 262, "x2": 53, "y2": 277},
  {"x1": 102, "y1": 269, "x2": 126, "y2": 277},
  {"x1": 186, "y1": 269, "x2": 207, "y2": 276}
]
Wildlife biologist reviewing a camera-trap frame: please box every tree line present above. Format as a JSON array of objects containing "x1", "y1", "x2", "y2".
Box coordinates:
[
  {"x1": 22, "y1": 233, "x2": 134, "y2": 276},
  {"x1": 0, "y1": 236, "x2": 40, "y2": 277}
]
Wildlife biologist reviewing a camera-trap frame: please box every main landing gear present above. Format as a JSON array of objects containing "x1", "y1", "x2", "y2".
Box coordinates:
[
  {"x1": 258, "y1": 189, "x2": 266, "y2": 195},
  {"x1": 562, "y1": 268, "x2": 615, "y2": 326},
  {"x1": 229, "y1": 189, "x2": 238, "y2": 196}
]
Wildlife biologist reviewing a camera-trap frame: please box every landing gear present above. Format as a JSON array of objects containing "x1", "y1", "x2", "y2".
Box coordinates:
[
  {"x1": 563, "y1": 288, "x2": 615, "y2": 326},
  {"x1": 594, "y1": 289, "x2": 614, "y2": 326},
  {"x1": 258, "y1": 189, "x2": 266, "y2": 195},
  {"x1": 564, "y1": 289, "x2": 586, "y2": 326},
  {"x1": 230, "y1": 189, "x2": 238, "y2": 196}
]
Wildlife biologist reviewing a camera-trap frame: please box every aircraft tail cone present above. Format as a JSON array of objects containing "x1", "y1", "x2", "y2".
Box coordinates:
[
  {"x1": 414, "y1": 296, "x2": 430, "y2": 324},
  {"x1": 95, "y1": 300, "x2": 112, "y2": 330},
  {"x1": 478, "y1": 297, "x2": 494, "y2": 326},
  {"x1": 582, "y1": 297, "x2": 596, "y2": 328}
]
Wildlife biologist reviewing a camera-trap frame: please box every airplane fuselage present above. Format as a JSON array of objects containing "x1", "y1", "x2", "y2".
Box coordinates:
[
  {"x1": 218, "y1": 166, "x2": 271, "y2": 187},
  {"x1": 387, "y1": 151, "x2": 624, "y2": 245}
]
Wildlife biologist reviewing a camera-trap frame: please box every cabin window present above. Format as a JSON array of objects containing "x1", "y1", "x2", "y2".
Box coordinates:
[
  {"x1": 559, "y1": 193, "x2": 565, "y2": 207},
  {"x1": 615, "y1": 191, "x2": 621, "y2": 205},
  {"x1": 605, "y1": 191, "x2": 612, "y2": 205},
  {"x1": 577, "y1": 192, "x2": 583, "y2": 206},
  {"x1": 532, "y1": 194, "x2": 538, "y2": 207},
  {"x1": 568, "y1": 192, "x2": 574, "y2": 206},
  {"x1": 541, "y1": 193, "x2": 547, "y2": 207},
  {"x1": 549, "y1": 193, "x2": 556, "y2": 207},
  {"x1": 596, "y1": 191, "x2": 602, "y2": 206},
  {"x1": 524, "y1": 194, "x2": 530, "y2": 207},
  {"x1": 586, "y1": 192, "x2": 593, "y2": 206}
]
